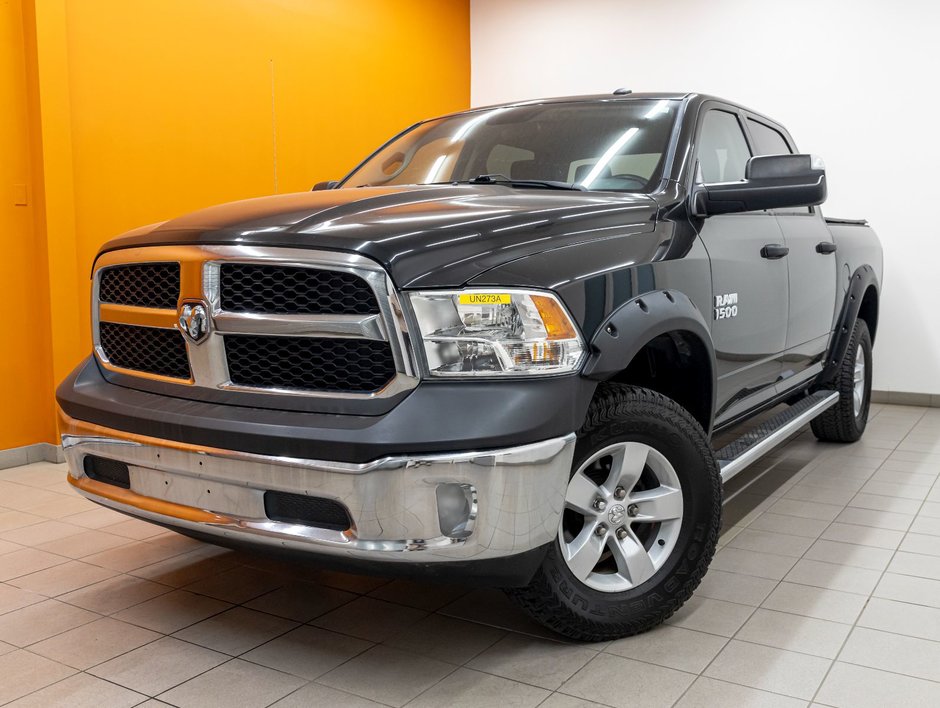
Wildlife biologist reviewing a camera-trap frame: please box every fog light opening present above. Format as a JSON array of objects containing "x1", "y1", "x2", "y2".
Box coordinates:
[{"x1": 436, "y1": 483, "x2": 477, "y2": 539}]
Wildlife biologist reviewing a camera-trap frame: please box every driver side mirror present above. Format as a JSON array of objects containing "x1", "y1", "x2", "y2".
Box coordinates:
[
  {"x1": 312, "y1": 180, "x2": 340, "y2": 191},
  {"x1": 694, "y1": 154, "x2": 827, "y2": 216}
]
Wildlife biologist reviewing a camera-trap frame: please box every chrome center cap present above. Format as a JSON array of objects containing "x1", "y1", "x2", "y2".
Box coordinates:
[
  {"x1": 608, "y1": 503, "x2": 626, "y2": 525},
  {"x1": 178, "y1": 302, "x2": 210, "y2": 344}
]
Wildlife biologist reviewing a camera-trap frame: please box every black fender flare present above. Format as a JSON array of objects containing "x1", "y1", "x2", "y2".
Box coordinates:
[
  {"x1": 819, "y1": 264, "x2": 878, "y2": 384},
  {"x1": 581, "y1": 289, "x2": 717, "y2": 434}
]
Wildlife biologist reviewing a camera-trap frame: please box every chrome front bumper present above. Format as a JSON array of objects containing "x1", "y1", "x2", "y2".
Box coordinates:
[{"x1": 60, "y1": 413, "x2": 575, "y2": 563}]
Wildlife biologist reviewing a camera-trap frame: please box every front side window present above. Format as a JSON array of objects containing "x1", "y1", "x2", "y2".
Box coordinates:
[
  {"x1": 696, "y1": 110, "x2": 751, "y2": 183},
  {"x1": 343, "y1": 100, "x2": 680, "y2": 192}
]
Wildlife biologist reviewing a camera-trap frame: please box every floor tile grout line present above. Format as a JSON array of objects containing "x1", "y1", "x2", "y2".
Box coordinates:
[
  {"x1": 464, "y1": 643, "x2": 602, "y2": 694},
  {"x1": 669, "y1": 673, "x2": 821, "y2": 708},
  {"x1": 273, "y1": 677, "x2": 400, "y2": 708},
  {"x1": 0, "y1": 527, "x2": 213, "y2": 582},
  {"x1": 4, "y1": 661, "x2": 151, "y2": 708},
  {"x1": 49, "y1": 577, "x2": 384, "y2": 690},
  {"x1": 4, "y1": 564, "x2": 133, "y2": 601},
  {"x1": 0, "y1": 649, "x2": 79, "y2": 707},
  {"x1": 311, "y1": 645, "x2": 462, "y2": 708},
  {"x1": 808, "y1": 407, "x2": 934, "y2": 704},
  {"x1": 828, "y1": 654, "x2": 940, "y2": 687},
  {"x1": 7, "y1": 572, "x2": 250, "y2": 665},
  {"x1": 44, "y1": 574, "x2": 178, "y2": 617},
  {"x1": 668, "y1": 593, "x2": 761, "y2": 701}
]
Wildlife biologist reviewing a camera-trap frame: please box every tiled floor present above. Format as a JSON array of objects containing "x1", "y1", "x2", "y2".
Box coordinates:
[{"x1": 1, "y1": 402, "x2": 939, "y2": 707}]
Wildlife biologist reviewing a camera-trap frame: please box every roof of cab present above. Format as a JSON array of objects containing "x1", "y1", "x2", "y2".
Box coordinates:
[
  {"x1": 463, "y1": 91, "x2": 694, "y2": 114},
  {"x1": 433, "y1": 91, "x2": 784, "y2": 133}
]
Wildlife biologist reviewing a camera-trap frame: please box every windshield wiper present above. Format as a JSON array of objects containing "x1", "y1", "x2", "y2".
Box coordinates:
[{"x1": 459, "y1": 173, "x2": 586, "y2": 191}]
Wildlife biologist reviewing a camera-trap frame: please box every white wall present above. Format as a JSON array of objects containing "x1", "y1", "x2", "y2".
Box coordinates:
[{"x1": 471, "y1": 0, "x2": 940, "y2": 395}]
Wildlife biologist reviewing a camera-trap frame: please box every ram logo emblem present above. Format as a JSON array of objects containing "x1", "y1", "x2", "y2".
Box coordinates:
[{"x1": 178, "y1": 302, "x2": 210, "y2": 344}]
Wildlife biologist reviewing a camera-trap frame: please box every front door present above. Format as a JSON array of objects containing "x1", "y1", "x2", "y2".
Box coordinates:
[{"x1": 694, "y1": 107, "x2": 790, "y2": 425}]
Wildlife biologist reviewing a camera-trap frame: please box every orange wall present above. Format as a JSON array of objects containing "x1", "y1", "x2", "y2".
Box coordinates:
[
  {"x1": 65, "y1": 0, "x2": 470, "y2": 358},
  {"x1": 5, "y1": 0, "x2": 470, "y2": 449},
  {"x1": 0, "y1": 0, "x2": 55, "y2": 448}
]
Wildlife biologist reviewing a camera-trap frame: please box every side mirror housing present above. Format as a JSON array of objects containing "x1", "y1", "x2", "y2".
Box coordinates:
[
  {"x1": 312, "y1": 180, "x2": 340, "y2": 191},
  {"x1": 694, "y1": 154, "x2": 827, "y2": 216}
]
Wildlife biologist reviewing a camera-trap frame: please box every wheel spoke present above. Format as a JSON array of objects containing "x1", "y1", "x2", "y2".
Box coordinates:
[
  {"x1": 609, "y1": 529, "x2": 656, "y2": 585},
  {"x1": 563, "y1": 525, "x2": 606, "y2": 581},
  {"x1": 565, "y1": 472, "x2": 602, "y2": 515},
  {"x1": 604, "y1": 442, "x2": 649, "y2": 493},
  {"x1": 853, "y1": 346, "x2": 866, "y2": 417},
  {"x1": 628, "y1": 487, "x2": 683, "y2": 522}
]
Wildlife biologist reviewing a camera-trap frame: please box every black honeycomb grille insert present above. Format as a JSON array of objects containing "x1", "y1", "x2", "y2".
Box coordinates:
[
  {"x1": 264, "y1": 491, "x2": 352, "y2": 531},
  {"x1": 83, "y1": 456, "x2": 131, "y2": 489},
  {"x1": 219, "y1": 264, "x2": 379, "y2": 315},
  {"x1": 224, "y1": 336, "x2": 395, "y2": 392},
  {"x1": 99, "y1": 322, "x2": 191, "y2": 379},
  {"x1": 99, "y1": 263, "x2": 180, "y2": 309}
]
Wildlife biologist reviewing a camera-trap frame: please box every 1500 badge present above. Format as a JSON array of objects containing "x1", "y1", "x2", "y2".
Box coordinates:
[{"x1": 714, "y1": 293, "x2": 738, "y2": 320}]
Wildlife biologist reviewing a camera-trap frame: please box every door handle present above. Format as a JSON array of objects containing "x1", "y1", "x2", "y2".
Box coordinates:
[
  {"x1": 816, "y1": 241, "x2": 838, "y2": 254},
  {"x1": 760, "y1": 244, "x2": 789, "y2": 259}
]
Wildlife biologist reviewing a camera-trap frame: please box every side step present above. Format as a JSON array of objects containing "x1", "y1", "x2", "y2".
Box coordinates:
[{"x1": 716, "y1": 391, "x2": 839, "y2": 483}]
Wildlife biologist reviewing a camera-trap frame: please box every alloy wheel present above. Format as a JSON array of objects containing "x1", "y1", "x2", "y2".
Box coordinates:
[{"x1": 558, "y1": 442, "x2": 683, "y2": 592}]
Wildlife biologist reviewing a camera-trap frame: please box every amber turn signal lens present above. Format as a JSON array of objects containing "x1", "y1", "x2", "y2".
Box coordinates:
[{"x1": 531, "y1": 295, "x2": 578, "y2": 340}]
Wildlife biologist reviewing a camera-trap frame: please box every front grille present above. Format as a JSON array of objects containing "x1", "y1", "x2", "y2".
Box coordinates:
[
  {"x1": 99, "y1": 322, "x2": 191, "y2": 379},
  {"x1": 264, "y1": 491, "x2": 352, "y2": 530},
  {"x1": 83, "y1": 456, "x2": 131, "y2": 489},
  {"x1": 219, "y1": 264, "x2": 378, "y2": 315},
  {"x1": 224, "y1": 335, "x2": 395, "y2": 392},
  {"x1": 99, "y1": 263, "x2": 180, "y2": 309},
  {"x1": 93, "y1": 248, "x2": 412, "y2": 401}
]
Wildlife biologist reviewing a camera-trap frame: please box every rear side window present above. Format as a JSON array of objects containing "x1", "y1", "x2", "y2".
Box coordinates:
[
  {"x1": 697, "y1": 110, "x2": 751, "y2": 183},
  {"x1": 748, "y1": 119, "x2": 810, "y2": 213},
  {"x1": 747, "y1": 119, "x2": 793, "y2": 155}
]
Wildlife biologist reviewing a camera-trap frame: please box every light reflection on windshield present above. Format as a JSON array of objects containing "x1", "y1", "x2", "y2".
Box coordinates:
[{"x1": 343, "y1": 100, "x2": 679, "y2": 193}]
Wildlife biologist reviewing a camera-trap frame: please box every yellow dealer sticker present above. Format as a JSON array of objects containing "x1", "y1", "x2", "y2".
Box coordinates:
[{"x1": 458, "y1": 293, "x2": 511, "y2": 305}]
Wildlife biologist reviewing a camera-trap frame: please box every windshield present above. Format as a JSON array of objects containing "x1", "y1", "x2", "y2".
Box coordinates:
[{"x1": 343, "y1": 99, "x2": 680, "y2": 192}]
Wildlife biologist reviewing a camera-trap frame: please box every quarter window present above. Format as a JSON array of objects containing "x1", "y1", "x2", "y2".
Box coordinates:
[
  {"x1": 747, "y1": 119, "x2": 810, "y2": 213},
  {"x1": 747, "y1": 119, "x2": 793, "y2": 156}
]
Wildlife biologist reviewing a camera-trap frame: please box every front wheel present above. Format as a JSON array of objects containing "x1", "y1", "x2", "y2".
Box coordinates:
[{"x1": 506, "y1": 385, "x2": 721, "y2": 641}]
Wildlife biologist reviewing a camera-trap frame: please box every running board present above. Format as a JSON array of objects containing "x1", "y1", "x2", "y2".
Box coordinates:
[{"x1": 716, "y1": 391, "x2": 839, "y2": 483}]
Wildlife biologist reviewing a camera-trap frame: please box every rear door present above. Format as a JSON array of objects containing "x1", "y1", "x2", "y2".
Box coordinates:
[
  {"x1": 693, "y1": 105, "x2": 790, "y2": 424},
  {"x1": 745, "y1": 117, "x2": 837, "y2": 392}
]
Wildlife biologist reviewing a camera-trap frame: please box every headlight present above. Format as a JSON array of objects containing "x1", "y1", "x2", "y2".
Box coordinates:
[{"x1": 409, "y1": 289, "x2": 585, "y2": 377}]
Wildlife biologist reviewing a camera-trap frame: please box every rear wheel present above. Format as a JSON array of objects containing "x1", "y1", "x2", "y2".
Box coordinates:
[
  {"x1": 811, "y1": 319, "x2": 872, "y2": 442},
  {"x1": 506, "y1": 384, "x2": 721, "y2": 641}
]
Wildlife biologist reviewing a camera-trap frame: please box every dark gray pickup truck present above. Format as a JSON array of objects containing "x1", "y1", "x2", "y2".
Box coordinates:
[{"x1": 57, "y1": 91, "x2": 883, "y2": 640}]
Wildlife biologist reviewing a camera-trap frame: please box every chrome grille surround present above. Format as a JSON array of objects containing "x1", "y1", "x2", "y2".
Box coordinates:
[{"x1": 92, "y1": 245, "x2": 417, "y2": 399}]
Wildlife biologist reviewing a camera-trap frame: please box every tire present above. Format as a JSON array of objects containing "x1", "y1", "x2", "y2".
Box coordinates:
[
  {"x1": 506, "y1": 384, "x2": 721, "y2": 641},
  {"x1": 811, "y1": 319, "x2": 872, "y2": 443}
]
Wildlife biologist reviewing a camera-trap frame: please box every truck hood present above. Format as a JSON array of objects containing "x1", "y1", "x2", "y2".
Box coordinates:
[{"x1": 100, "y1": 185, "x2": 658, "y2": 287}]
